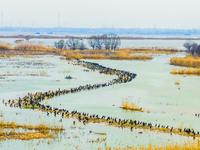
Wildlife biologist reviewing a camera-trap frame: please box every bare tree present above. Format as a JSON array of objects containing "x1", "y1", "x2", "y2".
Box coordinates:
[
  {"x1": 66, "y1": 38, "x2": 80, "y2": 50},
  {"x1": 190, "y1": 42, "x2": 198, "y2": 55},
  {"x1": 95, "y1": 35, "x2": 104, "y2": 50},
  {"x1": 88, "y1": 36, "x2": 97, "y2": 49},
  {"x1": 196, "y1": 45, "x2": 200, "y2": 55},
  {"x1": 54, "y1": 39, "x2": 65, "y2": 49},
  {"x1": 88, "y1": 33, "x2": 120, "y2": 50},
  {"x1": 102, "y1": 34, "x2": 111, "y2": 50},
  {"x1": 183, "y1": 41, "x2": 197, "y2": 51},
  {"x1": 88, "y1": 35, "x2": 104, "y2": 50},
  {"x1": 78, "y1": 39, "x2": 86, "y2": 50},
  {"x1": 110, "y1": 33, "x2": 121, "y2": 50},
  {"x1": 183, "y1": 40, "x2": 200, "y2": 55}
]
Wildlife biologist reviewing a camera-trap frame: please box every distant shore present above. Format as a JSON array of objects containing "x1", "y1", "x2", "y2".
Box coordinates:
[{"x1": 0, "y1": 35, "x2": 200, "y2": 40}]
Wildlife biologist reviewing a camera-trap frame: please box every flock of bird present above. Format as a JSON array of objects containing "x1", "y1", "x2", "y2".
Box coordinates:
[{"x1": 2, "y1": 59, "x2": 200, "y2": 138}]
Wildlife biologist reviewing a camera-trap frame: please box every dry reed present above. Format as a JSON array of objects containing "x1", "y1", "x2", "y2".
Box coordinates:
[
  {"x1": 170, "y1": 55, "x2": 200, "y2": 68},
  {"x1": 171, "y1": 68, "x2": 200, "y2": 76},
  {"x1": 0, "y1": 130, "x2": 53, "y2": 140},
  {"x1": 0, "y1": 120, "x2": 64, "y2": 131},
  {"x1": 0, "y1": 43, "x2": 13, "y2": 50},
  {"x1": 117, "y1": 47, "x2": 181, "y2": 54},
  {"x1": 120, "y1": 100, "x2": 144, "y2": 112},
  {"x1": 0, "y1": 120, "x2": 64, "y2": 140},
  {"x1": 65, "y1": 51, "x2": 152, "y2": 61},
  {"x1": 107, "y1": 140, "x2": 200, "y2": 150},
  {"x1": 108, "y1": 52, "x2": 152, "y2": 60}
]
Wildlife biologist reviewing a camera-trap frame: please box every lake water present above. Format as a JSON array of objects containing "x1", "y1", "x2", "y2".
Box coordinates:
[{"x1": 0, "y1": 54, "x2": 200, "y2": 149}]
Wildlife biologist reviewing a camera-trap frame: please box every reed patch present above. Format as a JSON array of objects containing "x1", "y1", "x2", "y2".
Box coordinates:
[
  {"x1": 171, "y1": 68, "x2": 200, "y2": 76},
  {"x1": 170, "y1": 55, "x2": 200, "y2": 68},
  {"x1": 0, "y1": 120, "x2": 64, "y2": 140}
]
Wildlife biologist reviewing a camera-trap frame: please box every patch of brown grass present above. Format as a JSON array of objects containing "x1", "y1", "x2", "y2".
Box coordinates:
[
  {"x1": 0, "y1": 120, "x2": 65, "y2": 140},
  {"x1": 0, "y1": 43, "x2": 13, "y2": 50},
  {"x1": 14, "y1": 43, "x2": 59, "y2": 51},
  {"x1": 0, "y1": 130, "x2": 53, "y2": 140},
  {"x1": 171, "y1": 68, "x2": 200, "y2": 76},
  {"x1": 120, "y1": 100, "x2": 144, "y2": 112},
  {"x1": 170, "y1": 55, "x2": 200, "y2": 68},
  {"x1": 108, "y1": 51, "x2": 152, "y2": 60},
  {"x1": 0, "y1": 120, "x2": 64, "y2": 131},
  {"x1": 65, "y1": 50, "x2": 152, "y2": 61},
  {"x1": 107, "y1": 140, "x2": 200, "y2": 149},
  {"x1": 117, "y1": 47, "x2": 180, "y2": 54}
]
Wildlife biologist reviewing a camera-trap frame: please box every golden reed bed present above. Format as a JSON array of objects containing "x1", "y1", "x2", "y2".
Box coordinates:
[
  {"x1": 75, "y1": 47, "x2": 181, "y2": 55},
  {"x1": 170, "y1": 55, "x2": 200, "y2": 68},
  {"x1": 106, "y1": 140, "x2": 200, "y2": 150},
  {"x1": 0, "y1": 120, "x2": 64, "y2": 140},
  {"x1": 170, "y1": 55, "x2": 200, "y2": 75},
  {"x1": 64, "y1": 51, "x2": 152, "y2": 61},
  {"x1": 171, "y1": 68, "x2": 200, "y2": 76},
  {"x1": 120, "y1": 100, "x2": 144, "y2": 112}
]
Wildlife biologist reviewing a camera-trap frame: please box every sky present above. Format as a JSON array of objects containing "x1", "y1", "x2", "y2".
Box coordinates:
[{"x1": 0, "y1": 0, "x2": 200, "y2": 29}]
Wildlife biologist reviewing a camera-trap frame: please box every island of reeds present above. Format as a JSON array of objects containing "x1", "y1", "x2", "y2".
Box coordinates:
[{"x1": 0, "y1": 120, "x2": 64, "y2": 140}]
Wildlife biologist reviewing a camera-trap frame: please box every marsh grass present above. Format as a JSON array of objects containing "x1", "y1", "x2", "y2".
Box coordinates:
[
  {"x1": 171, "y1": 68, "x2": 200, "y2": 76},
  {"x1": 108, "y1": 51, "x2": 152, "y2": 60},
  {"x1": 0, "y1": 43, "x2": 13, "y2": 50},
  {"x1": 107, "y1": 140, "x2": 200, "y2": 150},
  {"x1": 15, "y1": 43, "x2": 55, "y2": 51},
  {"x1": 170, "y1": 55, "x2": 200, "y2": 68},
  {"x1": 0, "y1": 130, "x2": 54, "y2": 140},
  {"x1": 120, "y1": 99, "x2": 144, "y2": 112},
  {"x1": 65, "y1": 50, "x2": 152, "y2": 61},
  {"x1": 0, "y1": 120, "x2": 64, "y2": 140},
  {"x1": 0, "y1": 120, "x2": 64, "y2": 131},
  {"x1": 117, "y1": 47, "x2": 180, "y2": 54}
]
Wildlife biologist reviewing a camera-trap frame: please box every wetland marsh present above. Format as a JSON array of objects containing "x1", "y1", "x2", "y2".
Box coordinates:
[{"x1": 0, "y1": 51, "x2": 200, "y2": 149}]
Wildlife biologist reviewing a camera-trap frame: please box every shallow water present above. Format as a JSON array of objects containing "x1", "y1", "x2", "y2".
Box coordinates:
[{"x1": 0, "y1": 54, "x2": 200, "y2": 149}]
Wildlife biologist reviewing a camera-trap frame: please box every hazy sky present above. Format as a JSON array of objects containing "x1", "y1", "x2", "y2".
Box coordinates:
[{"x1": 0, "y1": 0, "x2": 200, "y2": 29}]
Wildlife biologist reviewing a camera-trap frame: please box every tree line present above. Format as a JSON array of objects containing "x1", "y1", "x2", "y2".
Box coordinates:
[{"x1": 54, "y1": 33, "x2": 121, "y2": 50}]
